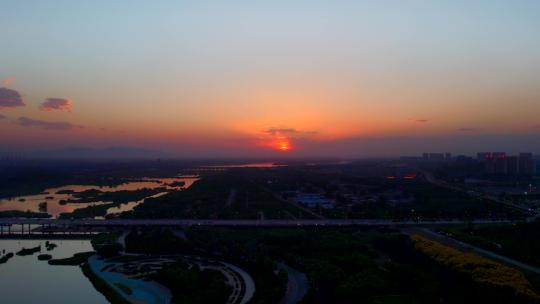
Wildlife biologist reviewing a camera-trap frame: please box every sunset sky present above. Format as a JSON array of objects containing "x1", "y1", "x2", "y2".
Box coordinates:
[{"x1": 1, "y1": 1, "x2": 540, "y2": 158}]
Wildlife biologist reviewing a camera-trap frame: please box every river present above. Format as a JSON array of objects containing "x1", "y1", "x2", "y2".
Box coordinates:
[
  {"x1": 0, "y1": 239, "x2": 107, "y2": 303},
  {"x1": 0, "y1": 176, "x2": 199, "y2": 218}
]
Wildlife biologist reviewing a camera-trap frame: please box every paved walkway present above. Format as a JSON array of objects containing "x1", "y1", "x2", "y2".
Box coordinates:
[
  {"x1": 117, "y1": 231, "x2": 129, "y2": 250},
  {"x1": 88, "y1": 255, "x2": 172, "y2": 304},
  {"x1": 278, "y1": 263, "x2": 308, "y2": 304},
  {"x1": 221, "y1": 261, "x2": 255, "y2": 304},
  {"x1": 187, "y1": 257, "x2": 255, "y2": 304}
]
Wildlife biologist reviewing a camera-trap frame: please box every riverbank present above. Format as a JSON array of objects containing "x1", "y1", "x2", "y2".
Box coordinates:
[
  {"x1": 88, "y1": 255, "x2": 172, "y2": 304},
  {"x1": 81, "y1": 262, "x2": 131, "y2": 304}
]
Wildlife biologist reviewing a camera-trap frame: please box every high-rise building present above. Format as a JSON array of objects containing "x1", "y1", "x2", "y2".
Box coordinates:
[
  {"x1": 519, "y1": 152, "x2": 535, "y2": 175},
  {"x1": 477, "y1": 152, "x2": 491, "y2": 162},
  {"x1": 507, "y1": 156, "x2": 519, "y2": 175},
  {"x1": 477, "y1": 151, "x2": 535, "y2": 176},
  {"x1": 492, "y1": 152, "x2": 506, "y2": 159},
  {"x1": 429, "y1": 153, "x2": 445, "y2": 162},
  {"x1": 477, "y1": 152, "x2": 495, "y2": 174},
  {"x1": 492, "y1": 152, "x2": 507, "y2": 175}
]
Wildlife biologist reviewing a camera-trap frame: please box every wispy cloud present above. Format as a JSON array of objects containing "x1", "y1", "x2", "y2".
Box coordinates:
[
  {"x1": 0, "y1": 87, "x2": 25, "y2": 109},
  {"x1": 409, "y1": 118, "x2": 429, "y2": 123},
  {"x1": 40, "y1": 98, "x2": 72, "y2": 112},
  {"x1": 457, "y1": 128, "x2": 478, "y2": 132},
  {"x1": 17, "y1": 117, "x2": 83, "y2": 130}
]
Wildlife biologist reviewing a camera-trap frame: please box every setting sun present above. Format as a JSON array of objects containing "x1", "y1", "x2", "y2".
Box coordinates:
[{"x1": 278, "y1": 141, "x2": 291, "y2": 151}]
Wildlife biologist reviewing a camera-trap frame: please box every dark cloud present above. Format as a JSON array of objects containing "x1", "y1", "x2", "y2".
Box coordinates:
[
  {"x1": 457, "y1": 128, "x2": 479, "y2": 132},
  {"x1": 17, "y1": 116, "x2": 83, "y2": 130},
  {"x1": 0, "y1": 114, "x2": 6, "y2": 119},
  {"x1": 265, "y1": 127, "x2": 298, "y2": 135},
  {"x1": 264, "y1": 127, "x2": 318, "y2": 137},
  {"x1": 40, "y1": 98, "x2": 72, "y2": 112},
  {"x1": 0, "y1": 87, "x2": 25, "y2": 108}
]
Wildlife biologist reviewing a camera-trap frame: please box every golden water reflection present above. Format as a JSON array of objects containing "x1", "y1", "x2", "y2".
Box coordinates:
[{"x1": 0, "y1": 176, "x2": 199, "y2": 218}]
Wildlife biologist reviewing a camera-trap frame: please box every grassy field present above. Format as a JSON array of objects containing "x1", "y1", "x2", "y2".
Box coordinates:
[{"x1": 123, "y1": 173, "x2": 316, "y2": 219}]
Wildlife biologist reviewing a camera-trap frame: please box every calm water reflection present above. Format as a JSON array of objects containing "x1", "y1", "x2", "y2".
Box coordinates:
[
  {"x1": 0, "y1": 176, "x2": 199, "y2": 218},
  {"x1": 0, "y1": 239, "x2": 107, "y2": 304}
]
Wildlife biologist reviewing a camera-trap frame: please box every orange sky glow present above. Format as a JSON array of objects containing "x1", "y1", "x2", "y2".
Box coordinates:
[{"x1": 2, "y1": 2, "x2": 540, "y2": 157}]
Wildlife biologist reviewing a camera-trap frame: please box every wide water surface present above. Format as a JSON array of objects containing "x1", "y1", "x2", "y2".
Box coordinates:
[{"x1": 0, "y1": 239, "x2": 107, "y2": 304}]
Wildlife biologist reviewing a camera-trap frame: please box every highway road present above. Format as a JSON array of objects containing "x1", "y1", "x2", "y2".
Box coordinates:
[{"x1": 0, "y1": 218, "x2": 516, "y2": 228}]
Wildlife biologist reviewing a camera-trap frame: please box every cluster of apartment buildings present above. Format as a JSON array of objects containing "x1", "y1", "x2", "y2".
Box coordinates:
[
  {"x1": 421, "y1": 152, "x2": 452, "y2": 162},
  {"x1": 477, "y1": 152, "x2": 535, "y2": 175}
]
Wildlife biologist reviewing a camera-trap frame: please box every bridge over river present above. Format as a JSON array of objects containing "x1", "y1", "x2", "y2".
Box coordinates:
[{"x1": 0, "y1": 218, "x2": 515, "y2": 236}]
